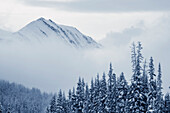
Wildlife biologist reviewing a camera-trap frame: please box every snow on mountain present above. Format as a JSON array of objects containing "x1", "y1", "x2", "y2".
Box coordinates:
[{"x1": 12, "y1": 17, "x2": 101, "y2": 48}]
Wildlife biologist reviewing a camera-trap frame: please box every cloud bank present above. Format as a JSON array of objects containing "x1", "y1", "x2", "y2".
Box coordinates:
[{"x1": 20, "y1": 0, "x2": 170, "y2": 13}]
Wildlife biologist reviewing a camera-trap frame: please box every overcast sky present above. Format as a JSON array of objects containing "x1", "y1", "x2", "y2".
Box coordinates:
[{"x1": 0, "y1": 0, "x2": 169, "y2": 93}]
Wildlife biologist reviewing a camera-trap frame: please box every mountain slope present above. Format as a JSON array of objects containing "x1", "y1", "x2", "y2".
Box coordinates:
[{"x1": 14, "y1": 17, "x2": 101, "y2": 48}]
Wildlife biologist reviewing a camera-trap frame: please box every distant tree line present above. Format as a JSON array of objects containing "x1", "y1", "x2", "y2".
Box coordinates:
[
  {"x1": 0, "y1": 80, "x2": 52, "y2": 113},
  {"x1": 46, "y1": 42, "x2": 170, "y2": 113}
]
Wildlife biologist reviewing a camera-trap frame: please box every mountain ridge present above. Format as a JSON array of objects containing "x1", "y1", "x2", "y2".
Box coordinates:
[{"x1": 0, "y1": 17, "x2": 101, "y2": 48}]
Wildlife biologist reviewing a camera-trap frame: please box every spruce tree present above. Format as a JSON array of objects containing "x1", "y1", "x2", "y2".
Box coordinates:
[
  {"x1": 142, "y1": 60, "x2": 149, "y2": 94},
  {"x1": 112, "y1": 71, "x2": 117, "y2": 112},
  {"x1": 68, "y1": 89, "x2": 72, "y2": 113},
  {"x1": 117, "y1": 72, "x2": 128, "y2": 113},
  {"x1": 148, "y1": 57, "x2": 157, "y2": 112},
  {"x1": 106, "y1": 63, "x2": 117, "y2": 112},
  {"x1": 127, "y1": 43, "x2": 137, "y2": 112},
  {"x1": 142, "y1": 59, "x2": 149, "y2": 111},
  {"x1": 89, "y1": 79, "x2": 95, "y2": 113},
  {"x1": 99, "y1": 72, "x2": 107, "y2": 113},
  {"x1": 71, "y1": 87, "x2": 76, "y2": 113},
  {"x1": 76, "y1": 77, "x2": 84, "y2": 113},
  {"x1": 50, "y1": 95, "x2": 57, "y2": 113},
  {"x1": 164, "y1": 93, "x2": 170, "y2": 113},
  {"x1": 93, "y1": 74, "x2": 100, "y2": 112},
  {"x1": 131, "y1": 42, "x2": 137, "y2": 74},
  {"x1": 128, "y1": 42, "x2": 147, "y2": 112},
  {"x1": 56, "y1": 90, "x2": 64, "y2": 113},
  {"x1": 106, "y1": 63, "x2": 113, "y2": 112},
  {"x1": 62, "y1": 92, "x2": 68, "y2": 113},
  {"x1": 127, "y1": 42, "x2": 137, "y2": 112},
  {"x1": 155, "y1": 63, "x2": 164, "y2": 113},
  {"x1": 81, "y1": 78, "x2": 85, "y2": 112},
  {"x1": 83, "y1": 84, "x2": 90, "y2": 113},
  {"x1": 81, "y1": 78, "x2": 85, "y2": 99}
]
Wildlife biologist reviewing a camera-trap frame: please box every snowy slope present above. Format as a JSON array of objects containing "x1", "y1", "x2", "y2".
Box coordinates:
[{"x1": 14, "y1": 17, "x2": 101, "y2": 48}]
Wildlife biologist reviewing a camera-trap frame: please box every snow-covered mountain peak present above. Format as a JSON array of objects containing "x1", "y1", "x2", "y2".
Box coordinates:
[
  {"x1": 37, "y1": 17, "x2": 46, "y2": 21},
  {"x1": 15, "y1": 17, "x2": 101, "y2": 48}
]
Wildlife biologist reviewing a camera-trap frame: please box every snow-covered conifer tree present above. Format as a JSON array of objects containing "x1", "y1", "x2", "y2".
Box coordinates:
[
  {"x1": 148, "y1": 57, "x2": 157, "y2": 112},
  {"x1": 128, "y1": 42, "x2": 147, "y2": 112},
  {"x1": 89, "y1": 79, "x2": 95, "y2": 113},
  {"x1": 56, "y1": 90, "x2": 64, "y2": 113},
  {"x1": 83, "y1": 84, "x2": 90, "y2": 113},
  {"x1": 142, "y1": 59, "x2": 149, "y2": 111},
  {"x1": 76, "y1": 77, "x2": 84, "y2": 113},
  {"x1": 68, "y1": 89, "x2": 72, "y2": 113},
  {"x1": 93, "y1": 74, "x2": 100, "y2": 112},
  {"x1": 71, "y1": 87, "x2": 76, "y2": 113},
  {"x1": 164, "y1": 93, "x2": 170, "y2": 113},
  {"x1": 106, "y1": 63, "x2": 117, "y2": 112},
  {"x1": 117, "y1": 72, "x2": 128, "y2": 113},
  {"x1": 50, "y1": 95, "x2": 57, "y2": 113},
  {"x1": 155, "y1": 63, "x2": 164, "y2": 113},
  {"x1": 99, "y1": 72, "x2": 107, "y2": 113},
  {"x1": 62, "y1": 92, "x2": 69, "y2": 112}
]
